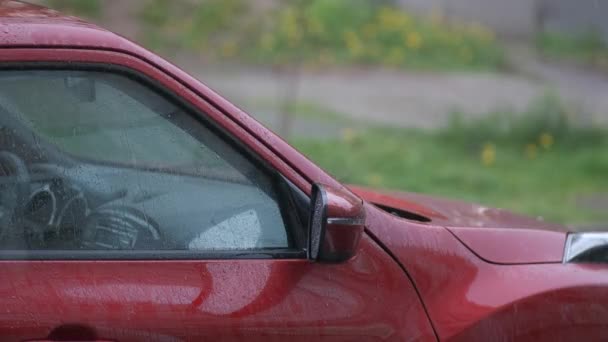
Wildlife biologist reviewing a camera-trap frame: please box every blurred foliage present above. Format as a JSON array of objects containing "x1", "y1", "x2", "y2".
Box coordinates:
[
  {"x1": 140, "y1": 0, "x2": 248, "y2": 53},
  {"x1": 536, "y1": 31, "x2": 608, "y2": 69},
  {"x1": 136, "y1": 0, "x2": 278, "y2": 56},
  {"x1": 292, "y1": 98, "x2": 608, "y2": 224},
  {"x1": 137, "y1": 0, "x2": 504, "y2": 70},
  {"x1": 253, "y1": 0, "x2": 504, "y2": 69},
  {"x1": 439, "y1": 94, "x2": 606, "y2": 150},
  {"x1": 46, "y1": 0, "x2": 101, "y2": 18}
]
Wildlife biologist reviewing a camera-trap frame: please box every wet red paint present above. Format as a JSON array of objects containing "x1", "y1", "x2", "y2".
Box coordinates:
[
  {"x1": 447, "y1": 227, "x2": 566, "y2": 264},
  {"x1": 349, "y1": 185, "x2": 447, "y2": 220},
  {"x1": 364, "y1": 203, "x2": 608, "y2": 341},
  {"x1": 0, "y1": 236, "x2": 436, "y2": 341},
  {"x1": 0, "y1": 1, "x2": 607, "y2": 341},
  {"x1": 350, "y1": 186, "x2": 568, "y2": 264},
  {"x1": 324, "y1": 185, "x2": 365, "y2": 219}
]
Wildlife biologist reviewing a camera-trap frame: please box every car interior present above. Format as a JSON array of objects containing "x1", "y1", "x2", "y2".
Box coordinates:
[{"x1": 0, "y1": 69, "x2": 304, "y2": 255}]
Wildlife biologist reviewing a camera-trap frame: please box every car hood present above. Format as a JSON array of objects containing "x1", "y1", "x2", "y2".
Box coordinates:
[{"x1": 349, "y1": 185, "x2": 568, "y2": 264}]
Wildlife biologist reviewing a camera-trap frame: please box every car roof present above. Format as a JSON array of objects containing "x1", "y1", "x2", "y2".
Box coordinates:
[{"x1": 0, "y1": 0, "x2": 142, "y2": 53}]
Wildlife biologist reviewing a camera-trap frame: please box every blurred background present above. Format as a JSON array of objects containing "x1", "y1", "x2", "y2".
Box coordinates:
[{"x1": 37, "y1": 0, "x2": 608, "y2": 228}]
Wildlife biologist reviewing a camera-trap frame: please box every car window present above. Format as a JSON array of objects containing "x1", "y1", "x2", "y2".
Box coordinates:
[{"x1": 0, "y1": 69, "x2": 293, "y2": 254}]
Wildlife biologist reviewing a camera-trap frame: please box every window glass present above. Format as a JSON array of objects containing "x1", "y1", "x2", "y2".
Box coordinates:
[{"x1": 0, "y1": 69, "x2": 290, "y2": 252}]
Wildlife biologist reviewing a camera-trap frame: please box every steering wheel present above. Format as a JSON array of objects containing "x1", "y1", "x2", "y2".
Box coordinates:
[{"x1": 0, "y1": 151, "x2": 29, "y2": 242}]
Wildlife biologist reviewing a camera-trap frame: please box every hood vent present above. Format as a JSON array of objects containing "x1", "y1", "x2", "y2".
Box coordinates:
[
  {"x1": 375, "y1": 204, "x2": 431, "y2": 222},
  {"x1": 564, "y1": 232, "x2": 608, "y2": 263}
]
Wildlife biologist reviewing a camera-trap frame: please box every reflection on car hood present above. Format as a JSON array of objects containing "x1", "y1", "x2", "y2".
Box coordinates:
[{"x1": 349, "y1": 185, "x2": 568, "y2": 264}]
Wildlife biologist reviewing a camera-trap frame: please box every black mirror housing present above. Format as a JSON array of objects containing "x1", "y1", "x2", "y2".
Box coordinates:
[{"x1": 308, "y1": 183, "x2": 365, "y2": 263}]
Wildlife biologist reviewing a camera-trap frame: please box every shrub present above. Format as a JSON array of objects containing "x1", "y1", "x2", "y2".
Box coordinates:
[
  {"x1": 536, "y1": 31, "x2": 608, "y2": 67},
  {"x1": 140, "y1": 0, "x2": 248, "y2": 53},
  {"x1": 252, "y1": 1, "x2": 504, "y2": 69},
  {"x1": 438, "y1": 94, "x2": 606, "y2": 150},
  {"x1": 139, "y1": 0, "x2": 504, "y2": 70}
]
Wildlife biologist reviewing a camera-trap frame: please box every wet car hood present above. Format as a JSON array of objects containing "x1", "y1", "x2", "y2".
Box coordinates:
[{"x1": 349, "y1": 185, "x2": 568, "y2": 264}]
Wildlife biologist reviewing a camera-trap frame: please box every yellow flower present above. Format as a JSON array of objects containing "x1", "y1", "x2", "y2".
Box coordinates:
[
  {"x1": 377, "y1": 7, "x2": 394, "y2": 26},
  {"x1": 280, "y1": 8, "x2": 301, "y2": 45},
  {"x1": 481, "y1": 143, "x2": 496, "y2": 166},
  {"x1": 525, "y1": 143, "x2": 538, "y2": 159},
  {"x1": 344, "y1": 30, "x2": 364, "y2": 57},
  {"x1": 367, "y1": 173, "x2": 383, "y2": 186},
  {"x1": 340, "y1": 127, "x2": 357, "y2": 144},
  {"x1": 539, "y1": 133, "x2": 554, "y2": 149},
  {"x1": 405, "y1": 32, "x2": 422, "y2": 50},
  {"x1": 377, "y1": 7, "x2": 409, "y2": 30}
]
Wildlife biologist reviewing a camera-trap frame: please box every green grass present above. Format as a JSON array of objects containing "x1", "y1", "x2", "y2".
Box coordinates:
[
  {"x1": 291, "y1": 98, "x2": 608, "y2": 225},
  {"x1": 536, "y1": 31, "x2": 608, "y2": 68},
  {"x1": 293, "y1": 129, "x2": 608, "y2": 225}
]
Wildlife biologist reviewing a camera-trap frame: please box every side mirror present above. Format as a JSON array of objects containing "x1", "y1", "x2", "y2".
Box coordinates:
[{"x1": 308, "y1": 183, "x2": 365, "y2": 263}]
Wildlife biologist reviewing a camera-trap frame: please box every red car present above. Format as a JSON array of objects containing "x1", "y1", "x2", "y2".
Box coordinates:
[{"x1": 0, "y1": 2, "x2": 606, "y2": 341}]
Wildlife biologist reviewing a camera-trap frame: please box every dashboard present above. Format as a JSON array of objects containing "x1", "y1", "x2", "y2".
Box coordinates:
[{"x1": 0, "y1": 151, "x2": 289, "y2": 251}]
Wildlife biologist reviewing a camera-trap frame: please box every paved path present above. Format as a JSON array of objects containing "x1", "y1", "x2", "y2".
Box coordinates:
[
  {"x1": 180, "y1": 61, "x2": 544, "y2": 129},
  {"x1": 172, "y1": 48, "x2": 608, "y2": 135}
]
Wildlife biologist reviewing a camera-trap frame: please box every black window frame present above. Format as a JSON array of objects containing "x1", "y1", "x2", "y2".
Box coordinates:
[{"x1": 0, "y1": 62, "x2": 309, "y2": 260}]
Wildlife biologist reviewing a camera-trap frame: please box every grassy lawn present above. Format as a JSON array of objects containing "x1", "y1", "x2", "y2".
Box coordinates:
[
  {"x1": 293, "y1": 129, "x2": 608, "y2": 225},
  {"x1": 291, "y1": 99, "x2": 608, "y2": 226},
  {"x1": 536, "y1": 31, "x2": 608, "y2": 69}
]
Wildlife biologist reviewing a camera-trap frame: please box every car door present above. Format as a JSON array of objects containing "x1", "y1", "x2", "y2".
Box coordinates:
[{"x1": 0, "y1": 49, "x2": 435, "y2": 342}]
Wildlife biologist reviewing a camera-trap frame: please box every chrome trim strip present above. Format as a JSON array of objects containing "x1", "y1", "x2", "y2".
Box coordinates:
[
  {"x1": 326, "y1": 217, "x2": 365, "y2": 226},
  {"x1": 563, "y1": 232, "x2": 608, "y2": 263}
]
